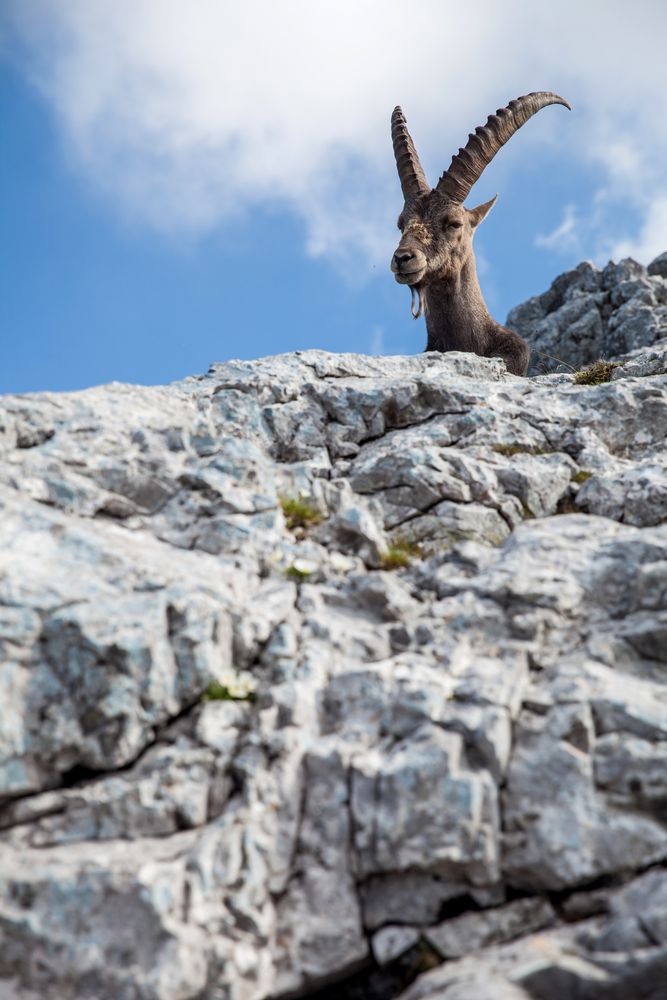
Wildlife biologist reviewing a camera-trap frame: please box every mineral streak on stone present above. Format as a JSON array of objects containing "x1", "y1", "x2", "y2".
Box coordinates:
[{"x1": 1, "y1": 254, "x2": 667, "y2": 999}]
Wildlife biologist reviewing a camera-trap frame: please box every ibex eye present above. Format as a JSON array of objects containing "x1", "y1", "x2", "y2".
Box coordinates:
[{"x1": 445, "y1": 221, "x2": 462, "y2": 230}]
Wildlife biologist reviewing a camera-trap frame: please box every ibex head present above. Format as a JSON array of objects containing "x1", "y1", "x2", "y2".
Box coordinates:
[{"x1": 391, "y1": 93, "x2": 571, "y2": 319}]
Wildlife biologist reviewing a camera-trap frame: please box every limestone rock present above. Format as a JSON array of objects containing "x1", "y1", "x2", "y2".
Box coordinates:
[
  {"x1": 399, "y1": 868, "x2": 667, "y2": 1000},
  {"x1": 1, "y1": 256, "x2": 667, "y2": 999},
  {"x1": 424, "y1": 897, "x2": 555, "y2": 959},
  {"x1": 507, "y1": 254, "x2": 667, "y2": 374}
]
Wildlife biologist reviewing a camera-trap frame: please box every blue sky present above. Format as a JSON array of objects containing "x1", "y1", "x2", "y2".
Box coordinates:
[{"x1": 2, "y1": 2, "x2": 665, "y2": 395}]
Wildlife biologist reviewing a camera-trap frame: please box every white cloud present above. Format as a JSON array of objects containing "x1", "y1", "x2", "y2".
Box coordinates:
[
  {"x1": 535, "y1": 205, "x2": 581, "y2": 254},
  {"x1": 4, "y1": 0, "x2": 667, "y2": 272},
  {"x1": 611, "y1": 195, "x2": 667, "y2": 264},
  {"x1": 369, "y1": 326, "x2": 385, "y2": 355}
]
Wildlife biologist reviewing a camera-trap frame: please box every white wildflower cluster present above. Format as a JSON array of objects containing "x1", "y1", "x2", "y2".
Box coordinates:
[{"x1": 216, "y1": 670, "x2": 257, "y2": 700}]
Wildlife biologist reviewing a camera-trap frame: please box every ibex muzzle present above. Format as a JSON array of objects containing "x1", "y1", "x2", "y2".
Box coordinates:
[{"x1": 390, "y1": 92, "x2": 571, "y2": 374}]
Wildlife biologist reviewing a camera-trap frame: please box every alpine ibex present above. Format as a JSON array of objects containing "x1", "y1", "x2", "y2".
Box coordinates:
[{"x1": 391, "y1": 92, "x2": 571, "y2": 375}]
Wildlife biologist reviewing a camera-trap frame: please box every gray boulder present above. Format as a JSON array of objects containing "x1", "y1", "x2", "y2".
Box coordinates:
[{"x1": 1, "y1": 263, "x2": 667, "y2": 999}]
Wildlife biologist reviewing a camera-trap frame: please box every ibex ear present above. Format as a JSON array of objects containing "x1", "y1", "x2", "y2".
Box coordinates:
[{"x1": 467, "y1": 195, "x2": 498, "y2": 229}]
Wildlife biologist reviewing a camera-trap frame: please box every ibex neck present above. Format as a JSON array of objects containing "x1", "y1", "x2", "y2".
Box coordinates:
[{"x1": 424, "y1": 253, "x2": 493, "y2": 353}]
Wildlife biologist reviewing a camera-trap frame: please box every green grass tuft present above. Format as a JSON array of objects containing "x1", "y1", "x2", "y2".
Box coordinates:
[
  {"x1": 285, "y1": 563, "x2": 314, "y2": 581},
  {"x1": 380, "y1": 537, "x2": 422, "y2": 570},
  {"x1": 573, "y1": 360, "x2": 621, "y2": 385},
  {"x1": 280, "y1": 496, "x2": 324, "y2": 530}
]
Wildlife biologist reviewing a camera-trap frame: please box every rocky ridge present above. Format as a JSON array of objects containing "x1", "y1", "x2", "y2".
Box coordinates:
[
  {"x1": 507, "y1": 253, "x2": 667, "y2": 376},
  {"x1": 0, "y1": 254, "x2": 667, "y2": 999}
]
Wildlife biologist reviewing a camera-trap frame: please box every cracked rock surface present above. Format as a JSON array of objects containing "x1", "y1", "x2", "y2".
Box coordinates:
[
  {"x1": 508, "y1": 253, "x2": 667, "y2": 375},
  {"x1": 1, "y1": 258, "x2": 667, "y2": 999}
]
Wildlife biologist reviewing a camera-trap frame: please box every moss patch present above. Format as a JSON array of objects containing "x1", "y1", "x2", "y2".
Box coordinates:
[
  {"x1": 572, "y1": 469, "x2": 593, "y2": 484},
  {"x1": 573, "y1": 360, "x2": 621, "y2": 385}
]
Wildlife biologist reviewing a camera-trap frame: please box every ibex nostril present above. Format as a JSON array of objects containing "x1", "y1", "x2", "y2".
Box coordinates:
[{"x1": 395, "y1": 251, "x2": 414, "y2": 266}]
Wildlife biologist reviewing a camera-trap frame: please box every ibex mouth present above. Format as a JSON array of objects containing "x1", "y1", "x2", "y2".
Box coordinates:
[
  {"x1": 410, "y1": 285, "x2": 425, "y2": 320},
  {"x1": 393, "y1": 268, "x2": 424, "y2": 284}
]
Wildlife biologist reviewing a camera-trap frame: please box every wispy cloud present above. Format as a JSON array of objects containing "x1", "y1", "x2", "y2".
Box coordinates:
[
  {"x1": 369, "y1": 326, "x2": 385, "y2": 355},
  {"x1": 610, "y1": 194, "x2": 667, "y2": 264},
  {"x1": 4, "y1": 0, "x2": 666, "y2": 272},
  {"x1": 536, "y1": 204, "x2": 581, "y2": 255}
]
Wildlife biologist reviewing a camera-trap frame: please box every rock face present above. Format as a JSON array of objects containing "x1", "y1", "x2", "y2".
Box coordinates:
[
  {"x1": 507, "y1": 254, "x2": 667, "y2": 375},
  {"x1": 1, "y1": 256, "x2": 667, "y2": 1000}
]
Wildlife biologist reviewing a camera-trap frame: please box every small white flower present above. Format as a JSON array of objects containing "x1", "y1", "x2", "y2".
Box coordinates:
[
  {"x1": 291, "y1": 558, "x2": 318, "y2": 576},
  {"x1": 215, "y1": 669, "x2": 257, "y2": 699}
]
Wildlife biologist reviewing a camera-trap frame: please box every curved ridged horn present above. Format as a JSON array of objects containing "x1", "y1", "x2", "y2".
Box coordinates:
[
  {"x1": 436, "y1": 92, "x2": 571, "y2": 204},
  {"x1": 392, "y1": 106, "x2": 430, "y2": 201}
]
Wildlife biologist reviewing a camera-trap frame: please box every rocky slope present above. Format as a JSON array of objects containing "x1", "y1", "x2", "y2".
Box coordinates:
[
  {"x1": 1, "y1": 255, "x2": 667, "y2": 1000},
  {"x1": 508, "y1": 253, "x2": 667, "y2": 376}
]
